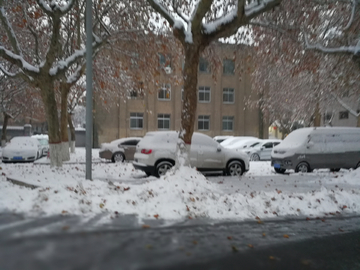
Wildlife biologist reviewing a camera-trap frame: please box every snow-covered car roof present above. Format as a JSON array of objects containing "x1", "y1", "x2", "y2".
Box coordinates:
[
  {"x1": 31, "y1": 134, "x2": 49, "y2": 140},
  {"x1": 7, "y1": 137, "x2": 40, "y2": 148}
]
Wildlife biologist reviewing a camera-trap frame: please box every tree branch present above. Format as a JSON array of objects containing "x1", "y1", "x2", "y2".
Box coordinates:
[{"x1": 0, "y1": 2, "x2": 23, "y2": 56}]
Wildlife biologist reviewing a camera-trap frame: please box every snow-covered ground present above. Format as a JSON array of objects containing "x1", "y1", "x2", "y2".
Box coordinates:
[{"x1": 0, "y1": 148, "x2": 359, "y2": 224}]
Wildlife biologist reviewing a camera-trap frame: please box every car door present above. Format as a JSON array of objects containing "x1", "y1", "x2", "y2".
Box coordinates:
[
  {"x1": 259, "y1": 142, "x2": 274, "y2": 160},
  {"x1": 119, "y1": 139, "x2": 140, "y2": 160},
  {"x1": 192, "y1": 134, "x2": 224, "y2": 169}
]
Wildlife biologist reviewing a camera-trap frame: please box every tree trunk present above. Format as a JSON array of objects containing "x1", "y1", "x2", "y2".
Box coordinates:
[
  {"x1": 178, "y1": 44, "x2": 201, "y2": 167},
  {"x1": 68, "y1": 112, "x2": 76, "y2": 153},
  {"x1": 60, "y1": 83, "x2": 70, "y2": 161},
  {"x1": 357, "y1": 115, "x2": 360, "y2": 127},
  {"x1": 313, "y1": 102, "x2": 321, "y2": 127},
  {"x1": 40, "y1": 80, "x2": 62, "y2": 167},
  {"x1": 1, "y1": 112, "x2": 10, "y2": 147}
]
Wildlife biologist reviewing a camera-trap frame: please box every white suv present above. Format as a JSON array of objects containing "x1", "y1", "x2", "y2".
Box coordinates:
[{"x1": 133, "y1": 131, "x2": 250, "y2": 177}]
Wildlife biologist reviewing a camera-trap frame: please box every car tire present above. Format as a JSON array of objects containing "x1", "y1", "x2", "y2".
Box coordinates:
[
  {"x1": 112, "y1": 152, "x2": 125, "y2": 163},
  {"x1": 250, "y1": 153, "x2": 260, "y2": 161},
  {"x1": 226, "y1": 160, "x2": 244, "y2": 176},
  {"x1": 156, "y1": 161, "x2": 173, "y2": 177},
  {"x1": 295, "y1": 162, "x2": 310, "y2": 173},
  {"x1": 274, "y1": 168, "x2": 286, "y2": 174}
]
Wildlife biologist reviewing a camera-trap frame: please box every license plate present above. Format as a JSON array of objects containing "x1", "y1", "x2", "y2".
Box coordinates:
[
  {"x1": 13, "y1": 156, "x2": 23, "y2": 160},
  {"x1": 274, "y1": 163, "x2": 281, "y2": 168}
]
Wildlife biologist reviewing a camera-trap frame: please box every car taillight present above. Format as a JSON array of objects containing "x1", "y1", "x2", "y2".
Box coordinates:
[{"x1": 141, "y1": 149, "x2": 152, "y2": 154}]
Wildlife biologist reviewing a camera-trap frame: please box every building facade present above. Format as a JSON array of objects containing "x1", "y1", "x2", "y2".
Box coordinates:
[{"x1": 94, "y1": 43, "x2": 268, "y2": 146}]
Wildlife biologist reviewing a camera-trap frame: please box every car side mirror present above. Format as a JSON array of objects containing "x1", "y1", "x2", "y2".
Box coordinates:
[
  {"x1": 260, "y1": 147, "x2": 264, "y2": 151},
  {"x1": 217, "y1": 145, "x2": 221, "y2": 152}
]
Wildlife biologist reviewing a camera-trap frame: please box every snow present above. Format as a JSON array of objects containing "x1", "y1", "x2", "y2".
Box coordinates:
[{"x1": 0, "y1": 148, "x2": 359, "y2": 225}]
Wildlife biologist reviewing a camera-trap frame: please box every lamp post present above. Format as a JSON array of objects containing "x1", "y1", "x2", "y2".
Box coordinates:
[{"x1": 85, "y1": 0, "x2": 93, "y2": 180}]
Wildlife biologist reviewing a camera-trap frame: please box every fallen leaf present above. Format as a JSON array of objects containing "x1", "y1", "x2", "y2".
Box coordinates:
[
  {"x1": 62, "y1": 226, "x2": 70, "y2": 231},
  {"x1": 231, "y1": 245, "x2": 238, "y2": 252},
  {"x1": 99, "y1": 203, "x2": 105, "y2": 208},
  {"x1": 247, "y1": 244, "x2": 254, "y2": 248},
  {"x1": 227, "y1": 236, "x2": 232, "y2": 240},
  {"x1": 124, "y1": 187, "x2": 130, "y2": 191},
  {"x1": 142, "y1": 224, "x2": 150, "y2": 229},
  {"x1": 154, "y1": 214, "x2": 159, "y2": 219},
  {"x1": 283, "y1": 234, "x2": 289, "y2": 238}
]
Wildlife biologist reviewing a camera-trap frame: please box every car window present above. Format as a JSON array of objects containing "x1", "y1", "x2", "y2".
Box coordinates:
[
  {"x1": 263, "y1": 142, "x2": 274, "y2": 149},
  {"x1": 120, "y1": 140, "x2": 139, "y2": 146}
]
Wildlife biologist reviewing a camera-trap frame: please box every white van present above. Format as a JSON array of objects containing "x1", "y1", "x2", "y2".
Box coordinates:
[{"x1": 271, "y1": 127, "x2": 360, "y2": 173}]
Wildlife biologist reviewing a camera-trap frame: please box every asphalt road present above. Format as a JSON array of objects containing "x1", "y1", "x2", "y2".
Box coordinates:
[{"x1": 0, "y1": 213, "x2": 360, "y2": 270}]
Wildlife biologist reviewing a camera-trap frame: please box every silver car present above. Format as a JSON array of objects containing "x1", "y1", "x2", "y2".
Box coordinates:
[
  {"x1": 243, "y1": 139, "x2": 282, "y2": 161},
  {"x1": 99, "y1": 137, "x2": 141, "y2": 162},
  {"x1": 133, "y1": 131, "x2": 250, "y2": 177}
]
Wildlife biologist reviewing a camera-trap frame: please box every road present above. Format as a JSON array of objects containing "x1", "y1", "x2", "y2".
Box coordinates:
[{"x1": 0, "y1": 212, "x2": 360, "y2": 270}]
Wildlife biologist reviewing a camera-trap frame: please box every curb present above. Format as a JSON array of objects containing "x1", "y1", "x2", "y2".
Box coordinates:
[{"x1": 6, "y1": 177, "x2": 39, "y2": 189}]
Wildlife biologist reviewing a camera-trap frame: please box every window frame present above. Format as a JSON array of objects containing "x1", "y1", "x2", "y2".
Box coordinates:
[
  {"x1": 157, "y1": 114, "x2": 171, "y2": 130},
  {"x1": 198, "y1": 86, "x2": 211, "y2": 103},
  {"x1": 199, "y1": 57, "x2": 210, "y2": 73},
  {"x1": 158, "y1": 83, "x2": 171, "y2": 101},
  {"x1": 223, "y1": 59, "x2": 235, "y2": 75},
  {"x1": 198, "y1": 115, "x2": 210, "y2": 130},
  {"x1": 339, "y1": 111, "x2": 349, "y2": 120},
  {"x1": 129, "y1": 113, "x2": 143, "y2": 129},
  {"x1": 223, "y1": 88, "x2": 235, "y2": 104},
  {"x1": 222, "y1": 116, "x2": 234, "y2": 131}
]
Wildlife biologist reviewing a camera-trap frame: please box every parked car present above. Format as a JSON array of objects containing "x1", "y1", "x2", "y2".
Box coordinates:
[
  {"x1": 220, "y1": 136, "x2": 258, "y2": 148},
  {"x1": 243, "y1": 139, "x2": 282, "y2": 161},
  {"x1": 133, "y1": 131, "x2": 250, "y2": 177},
  {"x1": 99, "y1": 137, "x2": 142, "y2": 162},
  {"x1": 31, "y1": 135, "x2": 49, "y2": 157},
  {"x1": 271, "y1": 127, "x2": 360, "y2": 173},
  {"x1": 228, "y1": 138, "x2": 263, "y2": 150},
  {"x1": 2, "y1": 136, "x2": 42, "y2": 163},
  {"x1": 213, "y1": 135, "x2": 233, "y2": 143}
]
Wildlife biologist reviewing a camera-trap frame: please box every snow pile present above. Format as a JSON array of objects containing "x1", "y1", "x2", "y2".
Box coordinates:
[{"x1": 0, "y1": 148, "x2": 359, "y2": 223}]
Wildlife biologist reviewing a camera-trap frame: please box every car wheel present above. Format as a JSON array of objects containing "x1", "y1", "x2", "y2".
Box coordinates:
[
  {"x1": 274, "y1": 168, "x2": 286, "y2": 174},
  {"x1": 226, "y1": 161, "x2": 244, "y2": 176},
  {"x1": 156, "y1": 161, "x2": 173, "y2": 177},
  {"x1": 295, "y1": 162, "x2": 310, "y2": 173},
  {"x1": 112, "y1": 152, "x2": 125, "y2": 163},
  {"x1": 250, "y1": 153, "x2": 260, "y2": 161}
]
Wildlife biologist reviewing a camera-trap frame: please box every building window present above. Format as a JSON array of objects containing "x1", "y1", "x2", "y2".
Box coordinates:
[
  {"x1": 158, "y1": 114, "x2": 170, "y2": 130},
  {"x1": 159, "y1": 53, "x2": 171, "y2": 68},
  {"x1": 223, "y1": 59, "x2": 235, "y2": 75},
  {"x1": 130, "y1": 113, "x2": 143, "y2": 129},
  {"x1": 198, "y1": 86, "x2": 211, "y2": 103},
  {"x1": 128, "y1": 82, "x2": 144, "y2": 99},
  {"x1": 158, "y1": 83, "x2": 171, "y2": 100},
  {"x1": 198, "y1": 115, "x2": 210, "y2": 130},
  {"x1": 199, "y1": 57, "x2": 210, "y2": 73},
  {"x1": 339, "y1": 111, "x2": 349, "y2": 120},
  {"x1": 223, "y1": 88, "x2": 235, "y2": 103},
  {"x1": 222, "y1": 116, "x2": 234, "y2": 131}
]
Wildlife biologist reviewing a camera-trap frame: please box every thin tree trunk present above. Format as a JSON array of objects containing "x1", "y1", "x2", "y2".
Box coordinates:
[
  {"x1": 68, "y1": 112, "x2": 76, "y2": 153},
  {"x1": 60, "y1": 83, "x2": 70, "y2": 161},
  {"x1": 357, "y1": 115, "x2": 360, "y2": 127},
  {"x1": 40, "y1": 80, "x2": 62, "y2": 167},
  {"x1": 1, "y1": 112, "x2": 10, "y2": 147},
  {"x1": 313, "y1": 102, "x2": 321, "y2": 127}
]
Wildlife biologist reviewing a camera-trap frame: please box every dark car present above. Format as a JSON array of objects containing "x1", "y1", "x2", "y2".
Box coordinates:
[{"x1": 99, "y1": 137, "x2": 141, "y2": 162}]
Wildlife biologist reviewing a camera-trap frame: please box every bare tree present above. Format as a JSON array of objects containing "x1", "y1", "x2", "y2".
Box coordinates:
[{"x1": 146, "y1": 0, "x2": 281, "y2": 165}]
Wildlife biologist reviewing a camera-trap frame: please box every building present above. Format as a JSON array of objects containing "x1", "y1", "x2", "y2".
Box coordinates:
[{"x1": 94, "y1": 42, "x2": 268, "y2": 146}]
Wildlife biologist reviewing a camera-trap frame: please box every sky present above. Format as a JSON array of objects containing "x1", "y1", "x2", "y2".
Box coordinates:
[{"x1": 0, "y1": 148, "x2": 359, "y2": 226}]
